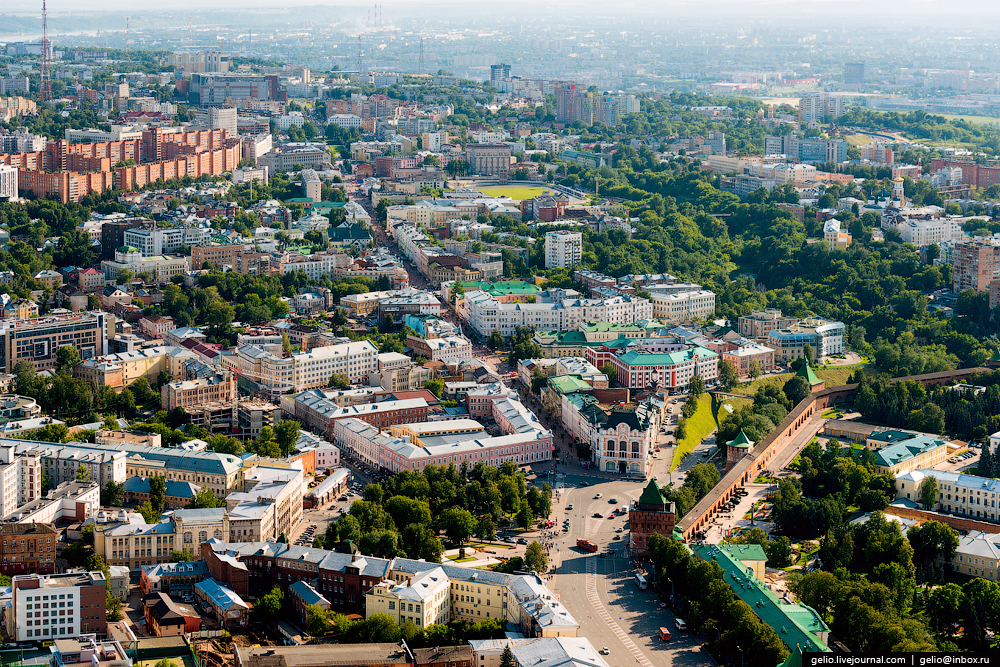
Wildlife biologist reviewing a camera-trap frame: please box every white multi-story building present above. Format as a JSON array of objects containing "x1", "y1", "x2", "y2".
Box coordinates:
[
  {"x1": 275, "y1": 251, "x2": 351, "y2": 280},
  {"x1": 226, "y1": 465, "x2": 304, "y2": 543},
  {"x1": 240, "y1": 133, "x2": 273, "y2": 165},
  {"x1": 207, "y1": 106, "x2": 237, "y2": 136},
  {"x1": 798, "y1": 92, "x2": 845, "y2": 125},
  {"x1": 123, "y1": 225, "x2": 212, "y2": 257},
  {"x1": 328, "y1": 114, "x2": 363, "y2": 129},
  {"x1": 592, "y1": 403, "x2": 660, "y2": 476},
  {"x1": 292, "y1": 340, "x2": 379, "y2": 389},
  {"x1": 274, "y1": 113, "x2": 306, "y2": 130},
  {"x1": 463, "y1": 290, "x2": 652, "y2": 339},
  {"x1": 0, "y1": 164, "x2": 16, "y2": 201},
  {"x1": 10, "y1": 570, "x2": 107, "y2": 641},
  {"x1": 544, "y1": 230, "x2": 582, "y2": 269},
  {"x1": 647, "y1": 289, "x2": 716, "y2": 323},
  {"x1": 896, "y1": 469, "x2": 1000, "y2": 522},
  {"x1": 897, "y1": 219, "x2": 967, "y2": 247},
  {"x1": 767, "y1": 317, "x2": 846, "y2": 361}
]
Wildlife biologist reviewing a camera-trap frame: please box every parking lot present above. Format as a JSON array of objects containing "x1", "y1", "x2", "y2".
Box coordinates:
[{"x1": 935, "y1": 445, "x2": 980, "y2": 474}]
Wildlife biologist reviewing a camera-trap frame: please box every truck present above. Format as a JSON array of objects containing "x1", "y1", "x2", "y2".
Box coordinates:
[{"x1": 576, "y1": 539, "x2": 599, "y2": 552}]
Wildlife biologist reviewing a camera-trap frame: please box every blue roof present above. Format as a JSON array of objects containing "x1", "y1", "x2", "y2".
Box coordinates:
[
  {"x1": 124, "y1": 476, "x2": 200, "y2": 499},
  {"x1": 289, "y1": 580, "x2": 329, "y2": 607},
  {"x1": 194, "y1": 578, "x2": 249, "y2": 611}
]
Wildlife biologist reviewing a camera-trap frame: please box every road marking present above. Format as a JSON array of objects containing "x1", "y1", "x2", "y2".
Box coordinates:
[{"x1": 585, "y1": 555, "x2": 653, "y2": 667}]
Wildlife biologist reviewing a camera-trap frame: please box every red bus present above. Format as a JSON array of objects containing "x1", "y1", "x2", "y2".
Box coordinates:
[{"x1": 576, "y1": 539, "x2": 598, "y2": 552}]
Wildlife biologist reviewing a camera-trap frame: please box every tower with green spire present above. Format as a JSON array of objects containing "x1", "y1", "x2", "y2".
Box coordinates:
[{"x1": 630, "y1": 478, "x2": 676, "y2": 556}]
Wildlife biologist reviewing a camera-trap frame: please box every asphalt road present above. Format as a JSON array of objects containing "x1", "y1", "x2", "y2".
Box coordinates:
[{"x1": 546, "y1": 478, "x2": 716, "y2": 667}]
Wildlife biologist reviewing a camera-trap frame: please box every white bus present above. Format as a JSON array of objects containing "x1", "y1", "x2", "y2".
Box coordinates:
[{"x1": 634, "y1": 574, "x2": 648, "y2": 590}]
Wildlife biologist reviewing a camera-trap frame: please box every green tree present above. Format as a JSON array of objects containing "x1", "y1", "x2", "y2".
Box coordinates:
[
  {"x1": 783, "y1": 376, "x2": 811, "y2": 405},
  {"x1": 169, "y1": 549, "x2": 195, "y2": 562},
  {"x1": 718, "y1": 360, "x2": 738, "y2": 391},
  {"x1": 187, "y1": 487, "x2": 226, "y2": 509},
  {"x1": 440, "y1": 507, "x2": 476, "y2": 544},
  {"x1": 980, "y1": 443, "x2": 994, "y2": 478},
  {"x1": 56, "y1": 345, "x2": 81, "y2": 374},
  {"x1": 258, "y1": 586, "x2": 285, "y2": 618},
  {"x1": 148, "y1": 475, "x2": 166, "y2": 513},
  {"x1": 925, "y1": 583, "x2": 965, "y2": 635},
  {"x1": 328, "y1": 373, "x2": 351, "y2": 388},
  {"x1": 803, "y1": 343, "x2": 816, "y2": 367},
  {"x1": 486, "y1": 329, "x2": 503, "y2": 351},
  {"x1": 918, "y1": 475, "x2": 938, "y2": 510},
  {"x1": 524, "y1": 541, "x2": 548, "y2": 572},
  {"x1": 689, "y1": 374, "x2": 704, "y2": 398},
  {"x1": 748, "y1": 360, "x2": 761, "y2": 380},
  {"x1": 137, "y1": 500, "x2": 160, "y2": 523},
  {"x1": 75, "y1": 464, "x2": 91, "y2": 482},
  {"x1": 424, "y1": 378, "x2": 444, "y2": 398},
  {"x1": 101, "y1": 480, "x2": 125, "y2": 506},
  {"x1": 500, "y1": 646, "x2": 516, "y2": 667},
  {"x1": 275, "y1": 419, "x2": 301, "y2": 457}
]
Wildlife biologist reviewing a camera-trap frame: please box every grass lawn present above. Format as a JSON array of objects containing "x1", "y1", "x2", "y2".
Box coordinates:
[
  {"x1": 470, "y1": 542, "x2": 514, "y2": 549},
  {"x1": 478, "y1": 186, "x2": 556, "y2": 200},
  {"x1": 733, "y1": 364, "x2": 865, "y2": 397},
  {"x1": 844, "y1": 134, "x2": 872, "y2": 146},
  {"x1": 670, "y1": 394, "x2": 717, "y2": 471},
  {"x1": 451, "y1": 556, "x2": 478, "y2": 563},
  {"x1": 139, "y1": 659, "x2": 196, "y2": 667},
  {"x1": 938, "y1": 113, "x2": 1000, "y2": 126}
]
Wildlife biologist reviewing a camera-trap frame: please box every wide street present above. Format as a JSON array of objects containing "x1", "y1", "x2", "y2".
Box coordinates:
[{"x1": 545, "y1": 474, "x2": 715, "y2": 667}]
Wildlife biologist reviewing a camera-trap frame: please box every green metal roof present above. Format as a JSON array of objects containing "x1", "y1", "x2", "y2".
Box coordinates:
[
  {"x1": 548, "y1": 375, "x2": 591, "y2": 395},
  {"x1": 691, "y1": 544, "x2": 830, "y2": 654},
  {"x1": 616, "y1": 346, "x2": 718, "y2": 367},
  {"x1": 729, "y1": 430, "x2": 754, "y2": 449},
  {"x1": 872, "y1": 435, "x2": 948, "y2": 469},
  {"x1": 796, "y1": 363, "x2": 823, "y2": 386},
  {"x1": 639, "y1": 479, "x2": 667, "y2": 506}
]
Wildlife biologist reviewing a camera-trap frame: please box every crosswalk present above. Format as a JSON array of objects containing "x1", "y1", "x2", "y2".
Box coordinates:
[{"x1": 585, "y1": 555, "x2": 654, "y2": 667}]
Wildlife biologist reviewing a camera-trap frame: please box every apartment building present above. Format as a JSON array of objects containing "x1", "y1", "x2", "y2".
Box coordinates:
[
  {"x1": 292, "y1": 340, "x2": 379, "y2": 389},
  {"x1": 10, "y1": 570, "x2": 107, "y2": 641},
  {"x1": 798, "y1": 92, "x2": 845, "y2": 125},
  {"x1": 953, "y1": 240, "x2": 1000, "y2": 293},
  {"x1": 738, "y1": 309, "x2": 799, "y2": 340},
  {"x1": 0, "y1": 523, "x2": 58, "y2": 575},
  {"x1": 366, "y1": 566, "x2": 451, "y2": 629},
  {"x1": 293, "y1": 392, "x2": 429, "y2": 439},
  {"x1": 465, "y1": 144, "x2": 511, "y2": 178},
  {"x1": 766, "y1": 317, "x2": 846, "y2": 361},
  {"x1": 259, "y1": 145, "x2": 333, "y2": 173},
  {"x1": 124, "y1": 225, "x2": 212, "y2": 256},
  {"x1": 0, "y1": 164, "x2": 15, "y2": 200},
  {"x1": 76, "y1": 346, "x2": 193, "y2": 389},
  {"x1": 463, "y1": 290, "x2": 652, "y2": 339},
  {"x1": 0, "y1": 311, "x2": 112, "y2": 373},
  {"x1": 161, "y1": 371, "x2": 236, "y2": 411},
  {"x1": 647, "y1": 289, "x2": 716, "y2": 323},
  {"x1": 227, "y1": 466, "x2": 304, "y2": 543},
  {"x1": 544, "y1": 230, "x2": 582, "y2": 269}
]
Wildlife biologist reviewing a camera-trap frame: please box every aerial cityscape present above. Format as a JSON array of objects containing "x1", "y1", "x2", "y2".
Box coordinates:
[{"x1": 0, "y1": 1, "x2": 997, "y2": 666}]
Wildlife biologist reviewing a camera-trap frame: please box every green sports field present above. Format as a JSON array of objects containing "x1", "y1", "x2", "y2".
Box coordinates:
[{"x1": 478, "y1": 186, "x2": 555, "y2": 200}]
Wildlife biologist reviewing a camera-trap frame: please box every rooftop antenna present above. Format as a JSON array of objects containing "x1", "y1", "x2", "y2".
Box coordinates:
[
  {"x1": 356, "y1": 35, "x2": 363, "y2": 77},
  {"x1": 125, "y1": 15, "x2": 131, "y2": 61},
  {"x1": 40, "y1": 0, "x2": 51, "y2": 102},
  {"x1": 418, "y1": 35, "x2": 424, "y2": 75}
]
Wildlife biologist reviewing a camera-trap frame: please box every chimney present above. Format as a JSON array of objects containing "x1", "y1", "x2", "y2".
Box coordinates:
[
  {"x1": 408, "y1": 577, "x2": 412, "y2": 586},
  {"x1": 352, "y1": 552, "x2": 357, "y2": 562}
]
